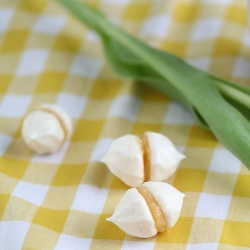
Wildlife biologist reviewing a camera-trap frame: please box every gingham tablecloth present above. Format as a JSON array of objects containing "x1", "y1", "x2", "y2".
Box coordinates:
[{"x1": 1, "y1": 0, "x2": 250, "y2": 249}]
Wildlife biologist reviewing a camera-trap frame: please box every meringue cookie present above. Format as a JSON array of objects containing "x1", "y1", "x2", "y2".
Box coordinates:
[
  {"x1": 22, "y1": 103, "x2": 72, "y2": 154},
  {"x1": 101, "y1": 132, "x2": 185, "y2": 187},
  {"x1": 107, "y1": 181, "x2": 185, "y2": 238}
]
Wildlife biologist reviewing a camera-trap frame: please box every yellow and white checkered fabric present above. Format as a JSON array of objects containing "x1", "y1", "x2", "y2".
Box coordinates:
[{"x1": 1, "y1": 0, "x2": 250, "y2": 249}]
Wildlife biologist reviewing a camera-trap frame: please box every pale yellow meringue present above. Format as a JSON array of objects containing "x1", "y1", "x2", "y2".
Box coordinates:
[
  {"x1": 22, "y1": 104, "x2": 72, "y2": 154},
  {"x1": 101, "y1": 132, "x2": 185, "y2": 187},
  {"x1": 107, "y1": 181, "x2": 185, "y2": 238}
]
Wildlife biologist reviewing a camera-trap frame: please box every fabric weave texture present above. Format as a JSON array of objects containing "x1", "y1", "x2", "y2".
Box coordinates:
[{"x1": 0, "y1": 0, "x2": 250, "y2": 249}]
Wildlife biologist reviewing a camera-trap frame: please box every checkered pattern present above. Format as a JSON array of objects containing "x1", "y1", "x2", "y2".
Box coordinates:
[{"x1": 1, "y1": 0, "x2": 250, "y2": 249}]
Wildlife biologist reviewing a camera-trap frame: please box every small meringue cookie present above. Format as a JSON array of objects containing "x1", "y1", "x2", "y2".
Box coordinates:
[
  {"x1": 22, "y1": 103, "x2": 72, "y2": 154},
  {"x1": 101, "y1": 132, "x2": 185, "y2": 187},
  {"x1": 101, "y1": 134, "x2": 144, "y2": 187},
  {"x1": 40, "y1": 103, "x2": 72, "y2": 140},
  {"x1": 142, "y1": 181, "x2": 184, "y2": 229},
  {"x1": 107, "y1": 187, "x2": 157, "y2": 238},
  {"x1": 107, "y1": 181, "x2": 185, "y2": 238},
  {"x1": 147, "y1": 132, "x2": 185, "y2": 181}
]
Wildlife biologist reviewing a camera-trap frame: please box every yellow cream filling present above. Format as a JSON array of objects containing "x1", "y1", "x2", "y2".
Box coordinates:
[
  {"x1": 139, "y1": 134, "x2": 151, "y2": 182},
  {"x1": 137, "y1": 185, "x2": 166, "y2": 232}
]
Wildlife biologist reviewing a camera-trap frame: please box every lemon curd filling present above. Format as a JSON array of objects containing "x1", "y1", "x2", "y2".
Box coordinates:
[
  {"x1": 139, "y1": 134, "x2": 151, "y2": 182},
  {"x1": 137, "y1": 185, "x2": 166, "y2": 232}
]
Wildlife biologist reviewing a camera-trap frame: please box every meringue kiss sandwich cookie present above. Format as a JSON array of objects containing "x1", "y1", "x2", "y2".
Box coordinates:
[
  {"x1": 107, "y1": 181, "x2": 185, "y2": 238},
  {"x1": 101, "y1": 131, "x2": 185, "y2": 187},
  {"x1": 22, "y1": 103, "x2": 72, "y2": 154}
]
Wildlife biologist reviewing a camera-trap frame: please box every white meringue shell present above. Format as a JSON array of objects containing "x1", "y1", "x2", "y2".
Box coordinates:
[
  {"x1": 142, "y1": 181, "x2": 185, "y2": 229},
  {"x1": 146, "y1": 131, "x2": 185, "y2": 181},
  {"x1": 107, "y1": 181, "x2": 185, "y2": 238},
  {"x1": 101, "y1": 135, "x2": 144, "y2": 187},
  {"x1": 39, "y1": 103, "x2": 72, "y2": 139},
  {"x1": 106, "y1": 188, "x2": 157, "y2": 238}
]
